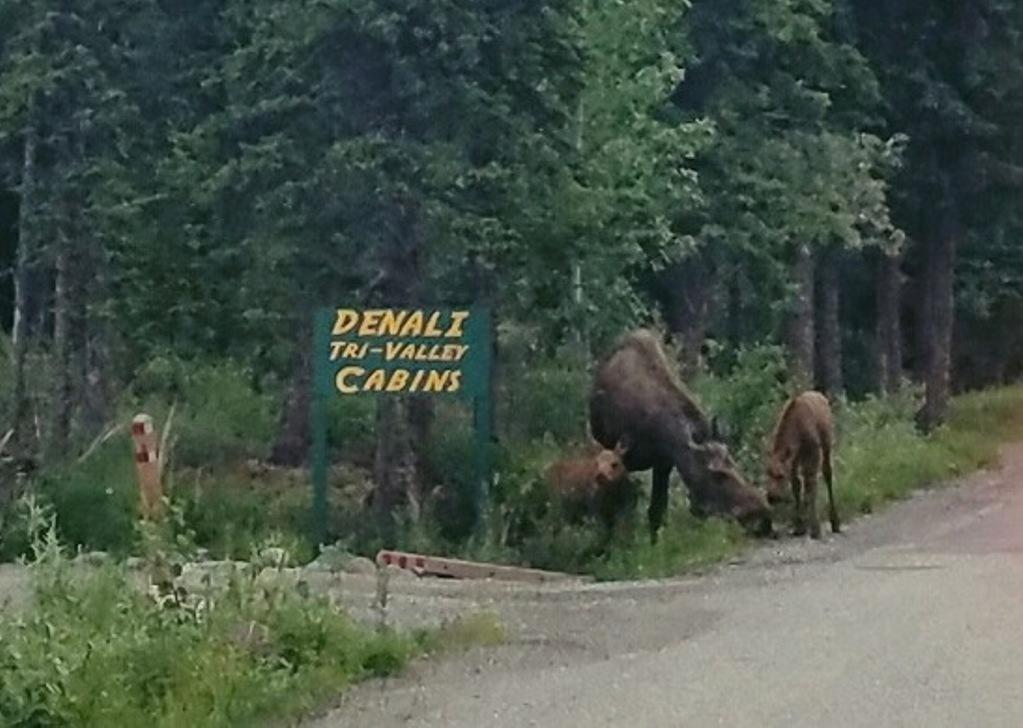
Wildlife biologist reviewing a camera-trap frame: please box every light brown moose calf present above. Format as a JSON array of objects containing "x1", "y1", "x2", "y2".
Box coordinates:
[
  {"x1": 546, "y1": 440, "x2": 637, "y2": 535},
  {"x1": 765, "y1": 391, "x2": 839, "y2": 539}
]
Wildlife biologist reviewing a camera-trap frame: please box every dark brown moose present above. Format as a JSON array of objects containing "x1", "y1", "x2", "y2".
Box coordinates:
[
  {"x1": 545, "y1": 440, "x2": 638, "y2": 536},
  {"x1": 589, "y1": 329, "x2": 773, "y2": 543},
  {"x1": 764, "y1": 390, "x2": 840, "y2": 539}
]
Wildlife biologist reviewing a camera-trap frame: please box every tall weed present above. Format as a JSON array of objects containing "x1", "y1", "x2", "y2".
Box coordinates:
[{"x1": 0, "y1": 513, "x2": 423, "y2": 728}]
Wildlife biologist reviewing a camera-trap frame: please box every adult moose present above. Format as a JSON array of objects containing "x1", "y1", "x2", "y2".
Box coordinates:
[
  {"x1": 764, "y1": 390, "x2": 839, "y2": 539},
  {"x1": 589, "y1": 329, "x2": 773, "y2": 543}
]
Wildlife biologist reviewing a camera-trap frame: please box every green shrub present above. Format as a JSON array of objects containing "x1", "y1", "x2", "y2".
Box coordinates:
[
  {"x1": 128, "y1": 356, "x2": 278, "y2": 468},
  {"x1": 692, "y1": 343, "x2": 791, "y2": 473},
  {"x1": 500, "y1": 346, "x2": 591, "y2": 445},
  {"x1": 14, "y1": 440, "x2": 140, "y2": 559},
  {"x1": 325, "y1": 393, "x2": 377, "y2": 462},
  {"x1": 0, "y1": 518, "x2": 423, "y2": 728},
  {"x1": 177, "y1": 473, "x2": 314, "y2": 562}
]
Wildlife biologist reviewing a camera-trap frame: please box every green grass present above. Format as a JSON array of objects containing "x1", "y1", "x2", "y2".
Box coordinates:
[
  {"x1": 834, "y1": 385, "x2": 1023, "y2": 517},
  {"x1": 590, "y1": 508, "x2": 746, "y2": 580},
  {"x1": 472, "y1": 384, "x2": 1023, "y2": 582},
  {"x1": 0, "y1": 507, "x2": 485, "y2": 728}
]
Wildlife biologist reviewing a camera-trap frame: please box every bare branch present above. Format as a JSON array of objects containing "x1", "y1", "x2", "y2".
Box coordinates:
[
  {"x1": 77, "y1": 422, "x2": 125, "y2": 464},
  {"x1": 158, "y1": 401, "x2": 177, "y2": 481}
]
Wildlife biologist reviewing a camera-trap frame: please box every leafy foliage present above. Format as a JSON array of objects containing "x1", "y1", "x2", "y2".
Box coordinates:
[{"x1": 0, "y1": 507, "x2": 428, "y2": 728}]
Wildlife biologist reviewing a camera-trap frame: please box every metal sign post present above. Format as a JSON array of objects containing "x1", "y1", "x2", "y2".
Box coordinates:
[{"x1": 309, "y1": 306, "x2": 494, "y2": 548}]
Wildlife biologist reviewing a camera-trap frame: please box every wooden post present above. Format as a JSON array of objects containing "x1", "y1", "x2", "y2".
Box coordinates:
[
  {"x1": 311, "y1": 308, "x2": 331, "y2": 549},
  {"x1": 131, "y1": 414, "x2": 164, "y2": 520}
]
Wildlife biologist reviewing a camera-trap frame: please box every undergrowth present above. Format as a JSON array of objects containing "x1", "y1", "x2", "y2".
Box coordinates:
[
  {"x1": 0, "y1": 497, "x2": 438, "y2": 728},
  {"x1": 6, "y1": 346, "x2": 1023, "y2": 585}
]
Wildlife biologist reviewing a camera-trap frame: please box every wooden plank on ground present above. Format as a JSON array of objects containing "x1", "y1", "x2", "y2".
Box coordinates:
[{"x1": 375, "y1": 550, "x2": 586, "y2": 584}]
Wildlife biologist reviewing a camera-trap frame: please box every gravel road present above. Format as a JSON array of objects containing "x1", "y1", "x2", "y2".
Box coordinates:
[{"x1": 307, "y1": 443, "x2": 1023, "y2": 728}]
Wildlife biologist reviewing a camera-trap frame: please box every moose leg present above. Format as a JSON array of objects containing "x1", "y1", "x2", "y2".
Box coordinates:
[
  {"x1": 596, "y1": 494, "x2": 617, "y2": 552},
  {"x1": 649, "y1": 463, "x2": 671, "y2": 544},
  {"x1": 803, "y1": 457, "x2": 822, "y2": 540},
  {"x1": 790, "y1": 467, "x2": 806, "y2": 536},
  {"x1": 823, "y1": 443, "x2": 840, "y2": 534}
]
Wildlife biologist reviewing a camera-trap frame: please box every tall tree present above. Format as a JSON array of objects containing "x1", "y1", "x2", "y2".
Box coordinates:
[
  {"x1": 850, "y1": 0, "x2": 1023, "y2": 430},
  {"x1": 874, "y1": 247, "x2": 905, "y2": 394},
  {"x1": 0, "y1": 0, "x2": 173, "y2": 461},
  {"x1": 145, "y1": 0, "x2": 587, "y2": 526},
  {"x1": 675, "y1": 0, "x2": 897, "y2": 388}
]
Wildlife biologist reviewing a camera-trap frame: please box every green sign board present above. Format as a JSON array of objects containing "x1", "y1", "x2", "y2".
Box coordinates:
[{"x1": 310, "y1": 306, "x2": 493, "y2": 546}]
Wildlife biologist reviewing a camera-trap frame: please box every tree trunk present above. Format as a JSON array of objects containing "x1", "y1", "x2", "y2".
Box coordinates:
[
  {"x1": 875, "y1": 249, "x2": 903, "y2": 394},
  {"x1": 910, "y1": 256, "x2": 930, "y2": 383},
  {"x1": 82, "y1": 316, "x2": 111, "y2": 439},
  {"x1": 80, "y1": 234, "x2": 112, "y2": 439},
  {"x1": 815, "y1": 248, "x2": 843, "y2": 397},
  {"x1": 727, "y1": 264, "x2": 745, "y2": 348},
  {"x1": 784, "y1": 244, "x2": 815, "y2": 388},
  {"x1": 407, "y1": 395, "x2": 434, "y2": 492},
  {"x1": 269, "y1": 346, "x2": 312, "y2": 467},
  {"x1": 9, "y1": 123, "x2": 39, "y2": 469},
  {"x1": 916, "y1": 220, "x2": 957, "y2": 432},
  {"x1": 50, "y1": 232, "x2": 73, "y2": 455},
  {"x1": 372, "y1": 396, "x2": 420, "y2": 537},
  {"x1": 369, "y1": 200, "x2": 428, "y2": 527},
  {"x1": 663, "y1": 257, "x2": 712, "y2": 378}
]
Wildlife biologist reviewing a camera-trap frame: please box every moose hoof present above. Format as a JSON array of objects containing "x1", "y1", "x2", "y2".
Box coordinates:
[{"x1": 792, "y1": 523, "x2": 807, "y2": 537}]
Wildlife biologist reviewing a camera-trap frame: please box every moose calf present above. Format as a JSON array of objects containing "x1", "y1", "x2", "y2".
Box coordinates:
[
  {"x1": 765, "y1": 390, "x2": 839, "y2": 539},
  {"x1": 546, "y1": 440, "x2": 637, "y2": 536}
]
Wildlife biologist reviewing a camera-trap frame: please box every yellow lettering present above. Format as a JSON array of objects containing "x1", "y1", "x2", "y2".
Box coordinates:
[
  {"x1": 424, "y1": 312, "x2": 444, "y2": 337},
  {"x1": 409, "y1": 370, "x2": 426, "y2": 392},
  {"x1": 384, "y1": 342, "x2": 403, "y2": 361},
  {"x1": 446, "y1": 371, "x2": 462, "y2": 393},
  {"x1": 379, "y1": 310, "x2": 403, "y2": 336},
  {"x1": 330, "y1": 341, "x2": 344, "y2": 361},
  {"x1": 386, "y1": 370, "x2": 409, "y2": 392},
  {"x1": 398, "y1": 310, "x2": 424, "y2": 337},
  {"x1": 359, "y1": 309, "x2": 384, "y2": 336},
  {"x1": 336, "y1": 367, "x2": 364, "y2": 394},
  {"x1": 445, "y1": 311, "x2": 470, "y2": 338},
  {"x1": 342, "y1": 343, "x2": 363, "y2": 359},
  {"x1": 399, "y1": 343, "x2": 418, "y2": 359},
  {"x1": 332, "y1": 309, "x2": 359, "y2": 336},
  {"x1": 364, "y1": 369, "x2": 387, "y2": 391},
  {"x1": 414, "y1": 344, "x2": 430, "y2": 361},
  {"x1": 424, "y1": 370, "x2": 449, "y2": 392},
  {"x1": 452, "y1": 345, "x2": 469, "y2": 361}
]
